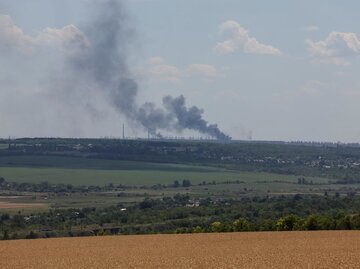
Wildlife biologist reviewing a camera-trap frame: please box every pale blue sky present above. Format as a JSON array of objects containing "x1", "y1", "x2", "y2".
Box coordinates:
[{"x1": 1, "y1": 0, "x2": 360, "y2": 142}]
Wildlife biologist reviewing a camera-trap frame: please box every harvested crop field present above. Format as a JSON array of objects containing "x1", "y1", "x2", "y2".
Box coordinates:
[
  {"x1": 1, "y1": 231, "x2": 359, "y2": 269},
  {"x1": 0, "y1": 201, "x2": 46, "y2": 209}
]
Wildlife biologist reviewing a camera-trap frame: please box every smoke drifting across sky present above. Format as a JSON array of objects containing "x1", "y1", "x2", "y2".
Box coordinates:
[
  {"x1": 70, "y1": 0, "x2": 230, "y2": 140},
  {"x1": 0, "y1": 0, "x2": 230, "y2": 140}
]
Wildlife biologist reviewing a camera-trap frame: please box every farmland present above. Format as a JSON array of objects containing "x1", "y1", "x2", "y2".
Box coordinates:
[
  {"x1": 0, "y1": 231, "x2": 359, "y2": 268},
  {"x1": 0, "y1": 166, "x2": 325, "y2": 186},
  {"x1": 0, "y1": 202, "x2": 46, "y2": 210},
  {"x1": 0, "y1": 144, "x2": 8, "y2": 150},
  {"x1": 0, "y1": 153, "x2": 341, "y2": 212},
  {"x1": 0, "y1": 155, "x2": 327, "y2": 186},
  {"x1": 1, "y1": 138, "x2": 360, "y2": 240}
]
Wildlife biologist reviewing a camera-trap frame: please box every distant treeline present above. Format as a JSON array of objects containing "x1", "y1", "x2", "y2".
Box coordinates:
[{"x1": 0, "y1": 178, "x2": 197, "y2": 193}]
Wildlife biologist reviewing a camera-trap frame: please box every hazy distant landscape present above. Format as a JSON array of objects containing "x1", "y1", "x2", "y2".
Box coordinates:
[{"x1": 0, "y1": 137, "x2": 360, "y2": 239}]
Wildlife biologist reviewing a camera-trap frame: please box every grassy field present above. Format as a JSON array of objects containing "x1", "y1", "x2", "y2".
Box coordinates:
[
  {"x1": 0, "y1": 155, "x2": 219, "y2": 171},
  {"x1": 0, "y1": 166, "x2": 328, "y2": 186},
  {"x1": 0, "y1": 144, "x2": 8, "y2": 150},
  {"x1": 0, "y1": 180, "x2": 337, "y2": 213},
  {"x1": 0, "y1": 154, "x2": 338, "y2": 213},
  {"x1": 0, "y1": 155, "x2": 327, "y2": 186},
  {"x1": 0, "y1": 231, "x2": 359, "y2": 268}
]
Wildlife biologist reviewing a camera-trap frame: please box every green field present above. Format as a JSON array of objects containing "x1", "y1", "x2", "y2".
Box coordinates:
[
  {"x1": 0, "y1": 155, "x2": 216, "y2": 171},
  {"x1": 0, "y1": 167, "x2": 312, "y2": 186},
  {"x1": 0, "y1": 144, "x2": 8, "y2": 150},
  {"x1": 0, "y1": 155, "x2": 327, "y2": 186}
]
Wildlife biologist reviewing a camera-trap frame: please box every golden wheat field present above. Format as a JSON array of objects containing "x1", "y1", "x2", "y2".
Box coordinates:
[{"x1": 0, "y1": 231, "x2": 359, "y2": 269}]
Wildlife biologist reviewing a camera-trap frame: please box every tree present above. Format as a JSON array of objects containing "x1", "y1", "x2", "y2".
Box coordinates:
[
  {"x1": 26, "y1": 231, "x2": 38, "y2": 239},
  {"x1": 259, "y1": 219, "x2": 276, "y2": 231},
  {"x1": 182, "y1": 179, "x2": 191, "y2": 188},
  {"x1": 276, "y1": 215, "x2": 302, "y2": 231},
  {"x1": 11, "y1": 215, "x2": 25, "y2": 228},
  {"x1": 233, "y1": 218, "x2": 250, "y2": 232},
  {"x1": 2, "y1": 230, "x2": 9, "y2": 240},
  {"x1": 192, "y1": 226, "x2": 202, "y2": 233},
  {"x1": 317, "y1": 215, "x2": 335, "y2": 230},
  {"x1": 304, "y1": 215, "x2": 319, "y2": 230},
  {"x1": 211, "y1": 221, "x2": 224, "y2": 233},
  {"x1": 336, "y1": 216, "x2": 351, "y2": 230},
  {"x1": 139, "y1": 198, "x2": 154, "y2": 209},
  {"x1": 173, "y1": 180, "x2": 180, "y2": 188},
  {"x1": 350, "y1": 214, "x2": 360, "y2": 229},
  {"x1": 1, "y1": 213, "x2": 10, "y2": 222}
]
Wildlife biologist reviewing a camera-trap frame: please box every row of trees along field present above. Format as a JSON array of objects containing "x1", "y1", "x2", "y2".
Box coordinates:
[
  {"x1": 1, "y1": 194, "x2": 360, "y2": 240},
  {"x1": 177, "y1": 213, "x2": 360, "y2": 234},
  {"x1": 1, "y1": 212, "x2": 359, "y2": 240}
]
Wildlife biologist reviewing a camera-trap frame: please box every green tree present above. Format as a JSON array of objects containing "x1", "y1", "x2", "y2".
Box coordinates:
[
  {"x1": 11, "y1": 215, "x2": 25, "y2": 228},
  {"x1": 2, "y1": 230, "x2": 9, "y2": 240},
  {"x1": 317, "y1": 215, "x2": 335, "y2": 230},
  {"x1": 182, "y1": 179, "x2": 191, "y2": 188},
  {"x1": 350, "y1": 214, "x2": 360, "y2": 229},
  {"x1": 259, "y1": 219, "x2": 276, "y2": 231},
  {"x1": 336, "y1": 216, "x2": 351, "y2": 230},
  {"x1": 1, "y1": 213, "x2": 10, "y2": 222},
  {"x1": 26, "y1": 231, "x2": 38, "y2": 239},
  {"x1": 192, "y1": 226, "x2": 203, "y2": 233},
  {"x1": 211, "y1": 221, "x2": 224, "y2": 233},
  {"x1": 233, "y1": 218, "x2": 250, "y2": 232},
  {"x1": 304, "y1": 215, "x2": 319, "y2": 230},
  {"x1": 276, "y1": 215, "x2": 302, "y2": 231}
]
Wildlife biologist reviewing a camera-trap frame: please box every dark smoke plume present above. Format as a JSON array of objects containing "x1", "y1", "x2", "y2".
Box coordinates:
[{"x1": 70, "y1": 0, "x2": 230, "y2": 140}]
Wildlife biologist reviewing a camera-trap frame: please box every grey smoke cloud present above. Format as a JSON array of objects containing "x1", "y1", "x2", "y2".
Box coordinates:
[{"x1": 67, "y1": 0, "x2": 230, "y2": 140}]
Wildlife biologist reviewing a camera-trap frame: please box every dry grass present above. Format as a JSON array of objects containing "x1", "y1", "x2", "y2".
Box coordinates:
[
  {"x1": 0, "y1": 201, "x2": 46, "y2": 209},
  {"x1": 0, "y1": 231, "x2": 359, "y2": 268}
]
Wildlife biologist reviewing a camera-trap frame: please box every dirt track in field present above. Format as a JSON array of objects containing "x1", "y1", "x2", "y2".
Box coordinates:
[{"x1": 0, "y1": 231, "x2": 359, "y2": 268}]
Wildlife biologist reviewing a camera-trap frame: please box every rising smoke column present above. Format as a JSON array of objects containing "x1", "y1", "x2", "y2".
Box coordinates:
[
  {"x1": 162, "y1": 95, "x2": 231, "y2": 140},
  {"x1": 69, "y1": 0, "x2": 230, "y2": 140}
]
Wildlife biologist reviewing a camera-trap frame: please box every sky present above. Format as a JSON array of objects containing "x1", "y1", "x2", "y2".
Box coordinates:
[{"x1": 1, "y1": 0, "x2": 360, "y2": 142}]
